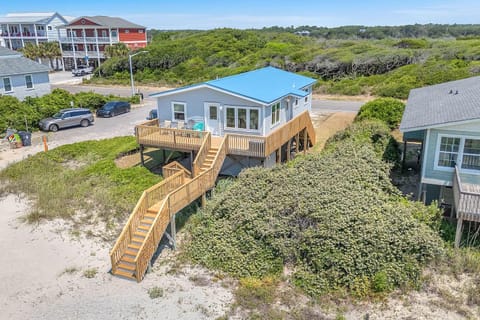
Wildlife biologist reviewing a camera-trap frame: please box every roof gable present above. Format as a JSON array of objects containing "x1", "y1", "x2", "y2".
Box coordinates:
[
  {"x1": 0, "y1": 12, "x2": 67, "y2": 24},
  {"x1": 400, "y1": 76, "x2": 480, "y2": 132},
  {"x1": 151, "y1": 67, "x2": 316, "y2": 104},
  {"x1": 68, "y1": 17, "x2": 100, "y2": 26}
]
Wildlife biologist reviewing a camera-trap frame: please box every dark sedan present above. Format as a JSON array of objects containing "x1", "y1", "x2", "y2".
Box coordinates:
[{"x1": 96, "y1": 101, "x2": 131, "y2": 117}]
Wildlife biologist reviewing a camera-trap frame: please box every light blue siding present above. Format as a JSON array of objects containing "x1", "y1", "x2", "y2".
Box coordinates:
[
  {"x1": 156, "y1": 85, "x2": 313, "y2": 137},
  {"x1": 0, "y1": 72, "x2": 50, "y2": 100},
  {"x1": 423, "y1": 127, "x2": 480, "y2": 185}
]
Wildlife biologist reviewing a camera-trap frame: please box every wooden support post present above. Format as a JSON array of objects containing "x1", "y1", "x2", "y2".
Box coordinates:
[
  {"x1": 201, "y1": 193, "x2": 207, "y2": 208},
  {"x1": 140, "y1": 144, "x2": 145, "y2": 167},
  {"x1": 170, "y1": 216, "x2": 177, "y2": 250},
  {"x1": 287, "y1": 139, "x2": 291, "y2": 161},
  {"x1": 295, "y1": 133, "x2": 299, "y2": 154},
  {"x1": 276, "y1": 148, "x2": 281, "y2": 164},
  {"x1": 455, "y1": 217, "x2": 463, "y2": 248},
  {"x1": 402, "y1": 140, "x2": 407, "y2": 172},
  {"x1": 190, "y1": 151, "x2": 194, "y2": 172},
  {"x1": 303, "y1": 129, "x2": 308, "y2": 154}
]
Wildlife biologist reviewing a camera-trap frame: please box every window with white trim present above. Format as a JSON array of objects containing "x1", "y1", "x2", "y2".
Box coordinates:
[
  {"x1": 438, "y1": 136, "x2": 460, "y2": 168},
  {"x1": 271, "y1": 102, "x2": 280, "y2": 126},
  {"x1": 436, "y1": 135, "x2": 480, "y2": 172},
  {"x1": 294, "y1": 98, "x2": 299, "y2": 108},
  {"x1": 462, "y1": 138, "x2": 480, "y2": 171},
  {"x1": 25, "y1": 75, "x2": 33, "y2": 89},
  {"x1": 3, "y1": 77, "x2": 12, "y2": 92},
  {"x1": 225, "y1": 106, "x2": 260, "y2": 131},
  {"x1": 172, "y1": 102, "x2": 186, "y2": 121}
]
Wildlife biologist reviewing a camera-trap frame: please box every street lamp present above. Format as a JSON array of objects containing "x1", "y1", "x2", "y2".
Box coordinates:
[{"x1": 129, "y1": 50, "x2": 148, "y2": 96}]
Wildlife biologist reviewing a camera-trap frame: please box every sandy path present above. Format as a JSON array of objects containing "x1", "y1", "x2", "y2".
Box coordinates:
[{"x1": 0, "y1": 194, "x2": 232, "y2": 320}]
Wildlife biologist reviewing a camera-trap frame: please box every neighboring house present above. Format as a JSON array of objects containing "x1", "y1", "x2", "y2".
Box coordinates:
[
  {"x1": 57, "y1": 16, "x2": 147, "y2": 70},
  {"x1": 111, "y1": 67, "x2": 317, "y2": 281},
  {"x1": 0, "y1": 12, "x2": 71, "y2": 70},
  {"x1": 0, "y1": 12, "x2": 70, "y2": 50},
  {"x1": 400, "y1": 76, "x2": 480, "y2": 247},
  {"x1": 0, "y1": 47, "x2": 51, "y2": 100}
]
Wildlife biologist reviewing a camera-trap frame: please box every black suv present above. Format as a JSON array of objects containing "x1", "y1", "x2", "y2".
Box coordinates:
[
  {"x1": 96, "y1": 101, "x2": 131, "y2": 117},
  {"x1": 39, "y1": 108, "x2": 94, "y2": 132}
]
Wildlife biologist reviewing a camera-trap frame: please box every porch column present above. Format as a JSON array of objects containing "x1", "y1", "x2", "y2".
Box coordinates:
[
  {"x1": 19, "y1": 23, "x2": 24, "y2": 48},
  {"x1": 287, "y1": 139, "x2": 291, "y2": 161},
  {"x1": 7, "y1": 24, "x2": 13, "y2": 49},
  {"x1": 402, "y1": 140, "x2": 407, "y2": 172},
  {"x1": 33, "y1": 23, "x2": 38, "y2": 45},
  {"x1": 455, "y1": 218, "x2": 463, "y2": 248},
  {"x1": 71, "y1": 29, "x2": 77, "y2": 70},
  {"x1": 95, "y1": 28, "x2": 101, "y2": 68}
]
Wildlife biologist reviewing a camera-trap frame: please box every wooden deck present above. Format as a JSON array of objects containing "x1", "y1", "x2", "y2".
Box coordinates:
[{"x1": 110, "y1": 112, "x2": 316, "y2": 281}]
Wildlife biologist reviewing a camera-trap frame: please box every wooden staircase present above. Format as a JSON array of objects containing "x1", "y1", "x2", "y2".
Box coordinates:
[{"x1": 110, "y1": 133, "x2": 227, "y2": 282}]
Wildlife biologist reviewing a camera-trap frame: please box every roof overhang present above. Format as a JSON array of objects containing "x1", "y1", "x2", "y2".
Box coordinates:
[{"x1": 400, "y1": 118, "x2": 480, "y2": 133}]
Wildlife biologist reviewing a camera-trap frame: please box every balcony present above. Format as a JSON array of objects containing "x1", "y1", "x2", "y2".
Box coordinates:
[
  {"x1": 453, "y1": 166, "x2": 480, "y2": 222},
  {"x1": 61, "y1": 50, "x2": 105, "y2": 59},
  {"x1": 1, "y1": 31, "x2": 47, "y2": 38},
  {"x1": 59, "y1": 36, "x2": 117, "y2": 44}
]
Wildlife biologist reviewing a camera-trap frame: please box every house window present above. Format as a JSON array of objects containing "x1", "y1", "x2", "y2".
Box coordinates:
[
  {"x1": 250, "y1": 109, "x2": 259, "y2": 130},
  {"x1": 48, "y1": 26, "x2": 52, "y2": 31},
  {"x1": 294, "y1": 99, "x2": 299, "y2": 108},
  {"x1": 138, "y1": 29, "x2": 144, "y2": 33},
  {"x1": 209, "y1": 105, "x2": 217, "y2": 120},
  {"x1": 462, "y1": 139, "x2": 480, "y2": 171},
  {"x1": 226, "y1": 108, "x2": 235, "y2": 128},
  {"x1": 25, "y1": 75, "x2": 33, "y2": 89},
  {"x1": 3, "y1": 77, "x2": 12, "y2": 92},
  {"x1": 438, "y1": 137, "x2": 460, "y2": 168},
  {"x1": 225, "y1": 106, "x2": 259, "y2": 131},
  {"x1": 125, "y1": 29, "x2": 130, "y2": 34},
  {"x1": 271, "y1": 102, "x2": 280, "y2": 126},
  {"x1": 436, "y1": 135, "x2": 480, "y2": 172},
  {"x1": 172, "y1": 102, "x2": 186, "y2": 121}
]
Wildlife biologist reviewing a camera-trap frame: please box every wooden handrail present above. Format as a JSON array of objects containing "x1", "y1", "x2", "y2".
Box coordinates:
[
  {"x1": 192, "y1": 132, "x2": 211, "y2": 177},
  {"x1": 163, "y1": 161, "x2": 192, "y2": 178},
  {"x1": 110, "y1": 191, "x2": 147, "y2": 273}
]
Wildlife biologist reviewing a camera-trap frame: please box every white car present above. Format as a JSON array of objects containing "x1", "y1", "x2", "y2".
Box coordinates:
[{"x1": 72, "y1": 65, "x2": 93, "y2": 76}]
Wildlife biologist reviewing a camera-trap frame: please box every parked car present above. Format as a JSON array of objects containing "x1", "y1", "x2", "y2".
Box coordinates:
[
  {"x1": 96, "y1": 101, "x2": 131, "y2": 117},
  {"x1": 39, "y1": 108, "x2": 94, "y2": 132},
  {"x1": 72, "y1": 65, "x2": 93, "y2": 76},
  {"x1": 146, "y1": 109, "x2": 158, "y2": 120}
]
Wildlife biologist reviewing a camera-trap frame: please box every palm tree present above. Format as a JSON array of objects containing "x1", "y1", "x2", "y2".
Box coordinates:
[
  {"x1": 19, "y1": 42, "x2": 41, "y2": 61},
  {"x1": 39, "y1": 42, "x2": 62, "y2": 70},
  {"x1": 104, "y1": 43, "x2": 129, "y2": 58}
]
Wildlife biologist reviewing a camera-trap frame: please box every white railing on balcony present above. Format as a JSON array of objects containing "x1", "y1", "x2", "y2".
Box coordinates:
[
  {"x1": 61, "y1": 50, "x2": 105, "y2": 58},
  {"x1": 453, "y1": 166, "x2": 480, "y2": 222},
  {"x1": 59, "y1": 36, "x2": 117, "y2": 43}
]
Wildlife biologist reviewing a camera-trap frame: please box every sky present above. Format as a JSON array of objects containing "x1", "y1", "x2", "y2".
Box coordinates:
[{"x1": 1, "y1": 0, "x2": 480, "y2": 30}]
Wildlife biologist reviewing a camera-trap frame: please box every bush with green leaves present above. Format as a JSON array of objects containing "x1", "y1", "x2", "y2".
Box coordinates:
[
  {"x1": 355, "y1": 98, "x2": 405, "y2": 130},
  {"x1": 185, "y1": 121, "x2": 444, "y2": 297}
]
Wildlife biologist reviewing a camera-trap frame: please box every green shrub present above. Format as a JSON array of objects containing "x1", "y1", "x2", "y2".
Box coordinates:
[
  {"x1": 185, "y1": 121, "x2": 444, "y2": 297},
  {"x1": 355, "y1": 98, "x2": 405, "y2": 129}
]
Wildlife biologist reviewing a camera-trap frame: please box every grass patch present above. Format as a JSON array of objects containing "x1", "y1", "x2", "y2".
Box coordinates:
[
  {"x1": 59, "y1": 266, "x2": 79, "y2": 276},
  {"x1": 83, "y1": 268, "x2": 98, "y2": 278},
  {"x1": 0, "y1": 137, "x2": 161, "y2": 232},
  {"x1": 148, "y1": 286, "x2": 164, "y2": 299}
]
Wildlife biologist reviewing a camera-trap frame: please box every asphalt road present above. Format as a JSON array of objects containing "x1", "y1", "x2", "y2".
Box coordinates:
[{"x1": 54, "y1": 83, "x2": 364, "y2": 113}]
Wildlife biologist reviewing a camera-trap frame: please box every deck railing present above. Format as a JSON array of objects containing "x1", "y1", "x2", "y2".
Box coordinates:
[
  {"x1": 192, "y1": 132, "x2": 211, "y2": 176},
  {"x1": 453, "y1": 166, "x2": 480, "y2": 221},
  {"x1": 162, "y1": 161, "x2": 191, "y2": 178},
  {"x1": 135, "y1": 111, "x2": 315, "y2": 159},
  {"x1": 109, "y1": 170, "x2": 185, "y2": 274},
  {"x1": 136, "y1": 124, "x2": 206, "y2": 151}
]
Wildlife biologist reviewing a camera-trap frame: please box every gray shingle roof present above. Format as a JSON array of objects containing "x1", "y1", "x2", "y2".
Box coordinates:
[
  {"x1": 0, "y1": 12, "x2": 61, "y2": 24},
  {"x1": 400, "y1": 76, "x2": 480, "y2": 132},
  {"x1": 66, "y1": 16, "x2": 145, "y2": 29},
  {"x1": 0, "y1": 47, "x2": 50, "y2": 76}
]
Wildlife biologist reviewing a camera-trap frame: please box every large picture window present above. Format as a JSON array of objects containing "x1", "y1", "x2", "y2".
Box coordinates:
[
  {"x1": 225, "y1": 106, "x2": 259, "y2": 131},
  {"x1": 436, "y1": 135, "x2": 480, "y2": 172},
  {"x1": 271, "y1": 102, "x2": 280, "y2": 126},
  {"x1": 172, "y1": 102, "x2": 186, "y2": 121}
]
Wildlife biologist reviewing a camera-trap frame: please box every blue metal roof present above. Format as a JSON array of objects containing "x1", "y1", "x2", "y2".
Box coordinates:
[
  {"x1": 206, "y1": 66, "x2": 316, "y2": 104},
  {"x1": 150, "y1": 66, "x2": 316, "y2": 104}
]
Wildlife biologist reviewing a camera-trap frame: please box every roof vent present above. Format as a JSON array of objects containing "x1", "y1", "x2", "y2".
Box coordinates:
[
  {"x1": 455, "y1": 90, "x2": 459, "y2": 95},
  {"x1": 449, "y1": 89, "x2": 453, "y2": 94}
]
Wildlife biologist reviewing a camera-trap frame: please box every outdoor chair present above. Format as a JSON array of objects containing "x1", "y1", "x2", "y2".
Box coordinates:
[
  {"x1": 163, "y1": 120, "x2": 171, "y2": 128},
  {"x1": 177, "y1": 121, "x2": 185, "y2": 130}
]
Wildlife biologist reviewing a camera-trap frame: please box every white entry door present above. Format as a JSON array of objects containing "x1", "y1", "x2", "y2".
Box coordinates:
[{"x1": 204, "y1": 103, "x2": 220, "y2": 135}]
